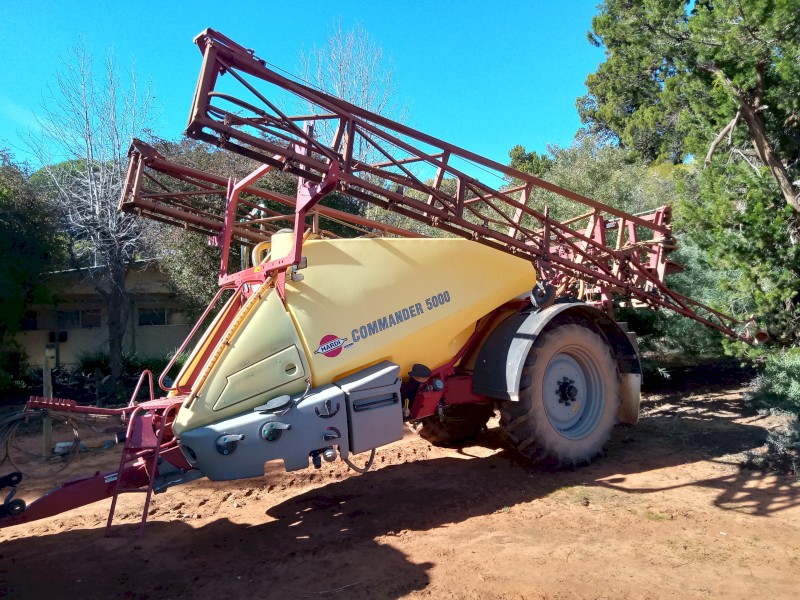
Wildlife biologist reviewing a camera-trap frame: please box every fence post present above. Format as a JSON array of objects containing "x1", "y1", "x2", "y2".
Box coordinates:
[{"x1": 42, "y1": 353, "x2": 53, "y2": 458}]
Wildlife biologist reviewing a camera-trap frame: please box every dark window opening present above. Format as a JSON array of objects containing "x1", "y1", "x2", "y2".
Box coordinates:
[
  {"x1": 139, "y1": 308, "x2": 166, "y2": 327},
  {"x1": 22, "y1": 311, "x2": 38, "y2": 331}
]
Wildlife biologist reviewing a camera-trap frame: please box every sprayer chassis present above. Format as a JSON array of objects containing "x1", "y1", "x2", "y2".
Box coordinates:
[{"x1": 0, "y1": 27, "x2": 763, "y2": 535}]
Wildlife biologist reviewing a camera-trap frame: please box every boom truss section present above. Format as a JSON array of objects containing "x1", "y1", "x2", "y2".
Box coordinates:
[
  {"x1": 120, "y1": 139, "x2": 420, "y2": 244},
  {"x1": 122, "y1": 28, "x2": 763, "y2": 343}
]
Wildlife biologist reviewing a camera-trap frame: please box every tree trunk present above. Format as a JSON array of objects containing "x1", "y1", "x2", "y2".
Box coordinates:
[
  {"x1": 737, "y1": 101, "x2": 800, "y2": 213},
  {"x1": 101, "y1": 264, "x2": 128, "y2": 407},
  {"x1": 703, "y1": 63, "x2": 800, "y2": 213}
]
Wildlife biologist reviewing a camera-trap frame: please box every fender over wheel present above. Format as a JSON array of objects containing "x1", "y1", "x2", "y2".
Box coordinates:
[{"x1": 500, "y1": 324, "x2": 620, "y2": 466}]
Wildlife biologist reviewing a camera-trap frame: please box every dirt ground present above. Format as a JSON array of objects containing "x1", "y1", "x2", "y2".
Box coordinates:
[{"x1": 1, "y1": 378, "x2": 798, "y2": 600}]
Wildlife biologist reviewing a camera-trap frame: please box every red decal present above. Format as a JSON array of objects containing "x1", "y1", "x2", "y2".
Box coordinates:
[{"x1": 315, "y1": 334, "x2": 347, "y2": 357}]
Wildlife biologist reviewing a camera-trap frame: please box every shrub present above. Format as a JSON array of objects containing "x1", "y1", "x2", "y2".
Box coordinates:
[
  {"x1": 75, "y1": 348, "x2": 187, "y2": 381},
  {"x1": 753, "y1": 348, "x2": 800, "y2": 416},
  {"x1": 746, "y1": 349, "x2": 800, "y2": 475},
  {"x1": 73, "y1": 348, "x2": 189, "y2": 404},
  {"x1": 0, "y1": 342, "x2": 31, "y2": 399}
]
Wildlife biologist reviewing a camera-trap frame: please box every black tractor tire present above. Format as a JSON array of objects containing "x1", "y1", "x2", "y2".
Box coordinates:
[
  {"x1": 499, "y1": 324, "x2": 620, "y2": 467},
  {"x1": 417, "y1": 402, "x2": 495, "y2": 446}
]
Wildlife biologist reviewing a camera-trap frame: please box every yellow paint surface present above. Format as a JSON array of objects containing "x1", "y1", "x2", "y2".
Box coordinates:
[
  {"x1": 174, "y1": 288, "x2": 310, "y2": 434},
  {"x1": 283, "y1": 235, "x2": 535, "y2": 384}
]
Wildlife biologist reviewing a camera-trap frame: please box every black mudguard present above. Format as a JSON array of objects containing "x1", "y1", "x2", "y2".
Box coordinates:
[{"x1": 473, "y1": 302, "x2": 640, "y2": 406}]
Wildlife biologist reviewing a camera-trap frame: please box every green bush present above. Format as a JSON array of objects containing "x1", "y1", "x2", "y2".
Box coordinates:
[
  {"x1": 754, "y1": 348, "x2": 800, "y2": 416},
  {"x1": 0, "y1": 342, "x2": 31, "y2": 398},
  {"x1": 74, "y1": 349, "x2": 116, "y2": 376},
  {"x1": 75, "y1": 348, "x2": 187, "y2": 380},
  {"x1": 72, "y1": 348, "x2": 190, "y2": 404}
]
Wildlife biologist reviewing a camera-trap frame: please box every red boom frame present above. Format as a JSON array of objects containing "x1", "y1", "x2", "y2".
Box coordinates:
[{"x1": 121, "y1": 27, "x2": 761, "y2": 342}]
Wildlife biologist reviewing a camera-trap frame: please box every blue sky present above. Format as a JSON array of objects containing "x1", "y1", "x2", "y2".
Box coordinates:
[{"x1": 0, "y1": 1, "x2": 605, "y2": 168}]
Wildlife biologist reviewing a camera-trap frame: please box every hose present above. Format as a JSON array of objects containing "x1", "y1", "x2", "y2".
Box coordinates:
[
  {"x1": 0, "y1": 411, "x2": 32, "y2": 466},
  {"x1": 0, "y1": 410, "x2": 81, "y2": 478},
  {"x1": 342, "y1": 449, "x2": 376, "y2": 474}
]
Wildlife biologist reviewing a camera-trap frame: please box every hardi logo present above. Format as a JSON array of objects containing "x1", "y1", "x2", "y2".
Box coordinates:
[{"x1": 315, "y1": 334, "x2": 347, "y2": 358}]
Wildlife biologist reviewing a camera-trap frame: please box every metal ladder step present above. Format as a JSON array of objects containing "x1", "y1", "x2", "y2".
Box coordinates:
[{"x1": 105, "y1": 399, "x2": 180, "y2": 538}]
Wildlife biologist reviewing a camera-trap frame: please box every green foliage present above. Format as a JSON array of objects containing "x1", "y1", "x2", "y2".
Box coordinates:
[
  {"x1": 0, "y1": 154, "x2": 60, "y2": 340},
  {"x1": 317, "y1": 191, "x2": 371, "y2": 238},
  {"x1": 508, "y1": 145, "x2": 554, "y2": 178},
  {"x1": 754, "y1": 348, "x2": 800, "y2": 416},
  {"x1": 580, "y1": 0, "x2": 800, "y2": 348},
  {"x1": 73, "y1": 348, "x2": 115, "y2": 375},
  {"x1": 579, "y1": 0, "x2": 691, "y2": 162},
  {"x1": 0, "y1": 342, "x2": 30, "y2": 397},
  {"x1": 508, "y1": 137, "x2": 733, "y2": 355},
  {"x1": 748, "y1": 347, "x2": 800, "y2": 474},
  {"x1": 75, "y1": 348, "x2": 187, "y2": 385},
  {"x1": 149, "y1": 139, "x2": 268, "y2": 309},
  {"x1": 523, "y1": 137, "x2": 671, "y2": 220},
  {"x1": 154, "y1": 227, "x2": 222, "y2": 312},
  {"x1": 618, "y1": 239, "x2": 730, "y2": 356},
  {"x1": 580, "y1": 0, "x2": 800, "y2": 166},
  {"x1": 70, "y1": 348, "x2": 187, "y2": 403},
  {"x1": 676, "y1": 161, "x2": 800, "y2": 345},
  {"x1": 509, "y1": 136, "x2": 674, "y2": 235},
  {"x1": 0, "y1": 152, "x2": 61, "y2": 393}
]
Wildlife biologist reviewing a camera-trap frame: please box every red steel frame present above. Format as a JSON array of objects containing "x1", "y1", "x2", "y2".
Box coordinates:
[
  {"x1": 152, "y1": 28, "x2": 760, "y2": 342},
  {"x1": 119, "y1": 140, "x2": 422, "y2": 253}
]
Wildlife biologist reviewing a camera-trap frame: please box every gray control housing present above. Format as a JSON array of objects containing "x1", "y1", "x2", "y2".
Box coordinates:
[
  {"x1": 178, "y1": 361, "x2": 403, "y2": 481},
  {"x1": 337, "y1": 361, "x2": 404, "y2": 454}
]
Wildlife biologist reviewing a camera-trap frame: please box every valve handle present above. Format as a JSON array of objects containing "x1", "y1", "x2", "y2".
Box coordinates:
[{"x1": 215, "y1": 433, "x2": 245, "y2": 456}]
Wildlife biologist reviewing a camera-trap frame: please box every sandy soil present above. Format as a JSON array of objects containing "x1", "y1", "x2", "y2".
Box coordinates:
[{"x1": 1, "y1": 380, "x2": 798, "y2": 600}]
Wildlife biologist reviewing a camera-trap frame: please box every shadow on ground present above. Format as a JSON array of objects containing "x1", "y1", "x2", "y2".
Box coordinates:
[{"x1": 0, "y1": 382, "x2": 797, "y2": 599}]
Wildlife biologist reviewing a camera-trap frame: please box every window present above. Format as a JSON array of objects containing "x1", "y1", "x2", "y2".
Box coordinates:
[
  {"x1": 56, "y1": 310, "x2": 80, "y2": 329},
  {"x1": 54, "y1": 309, "x2": 101, "y2": 329},
  {"x1": 138, "y1": 308, "x2": 166, "y2": 327},
  {"x1": 21, "y1": 311, "x2": 38, "y2": 331},
  {"x1": 138, "y1": 308, "x2": 188, "y2": 327},
  {"x1": 81, "y1": 309, "x2": 101, "y2": 328}
]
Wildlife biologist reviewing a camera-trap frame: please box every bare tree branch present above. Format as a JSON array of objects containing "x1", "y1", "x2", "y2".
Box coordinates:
[
  {"x1": 298, "y1": 20, "x2": 407, "y2": 165},
  {"x1": 705, "y1": 110, "x2": 740, "y2": 168}
]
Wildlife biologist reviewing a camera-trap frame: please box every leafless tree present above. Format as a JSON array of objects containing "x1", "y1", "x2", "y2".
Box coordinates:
[
  {"x1": 298, "y1": 20, "x2": 417, "y2": 233},
  {"x1": 299, "y1": 20, "x2": 407, "y2": 165},
  {"x1": 29, "y1": 42, "x2": 154, "y2": 403}
]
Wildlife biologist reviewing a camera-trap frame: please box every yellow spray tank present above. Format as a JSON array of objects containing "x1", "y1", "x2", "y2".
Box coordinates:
[{"x1": 173, "y1": 232, "x2": 536, "y2": 436}]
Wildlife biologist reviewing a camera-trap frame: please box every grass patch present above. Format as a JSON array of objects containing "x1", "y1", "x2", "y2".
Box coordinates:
[{"x1": 643, "y1": 510, "x2": 668, "y2": 521}]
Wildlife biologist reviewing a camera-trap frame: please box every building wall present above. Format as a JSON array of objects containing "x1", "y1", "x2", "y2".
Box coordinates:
[{"x1": 15, "y1": 263, "x2": 194, "y2": 370}]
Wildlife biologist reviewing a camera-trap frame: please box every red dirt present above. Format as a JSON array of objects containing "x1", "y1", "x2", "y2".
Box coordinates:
[{"x1": 1, "y1": 381, "x2": 798, "y2": 599}]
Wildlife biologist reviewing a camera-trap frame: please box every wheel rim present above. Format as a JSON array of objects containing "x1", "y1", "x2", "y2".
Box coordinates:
[{"x1": 541, "y1": 346, "x2": 605, "y2": 440}]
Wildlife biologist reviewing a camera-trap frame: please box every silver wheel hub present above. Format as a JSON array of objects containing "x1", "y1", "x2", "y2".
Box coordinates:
[{"x1": 542, "y1": 350, "x2": 604, "y2": 440}]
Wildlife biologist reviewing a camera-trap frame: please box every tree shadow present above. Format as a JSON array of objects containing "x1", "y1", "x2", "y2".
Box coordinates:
[
  {"x1": 1, "y1": 383, "x2": 796, "y2": 599},
  {"x1": 591, "y1": 384, "x2": 799, "y2": 516}
]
